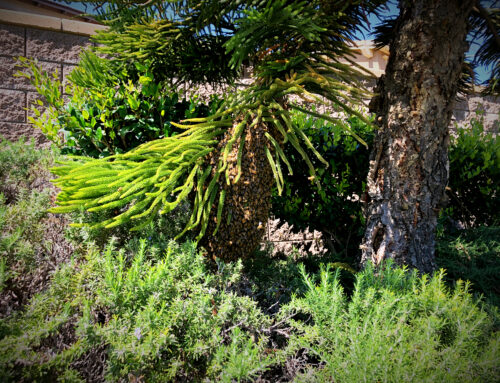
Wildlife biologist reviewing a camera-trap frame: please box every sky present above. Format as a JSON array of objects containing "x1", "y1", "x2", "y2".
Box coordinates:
[
  {"x1": 57, "y1": 0, "x2": 495, "y2": 84},
  {"x1": 353, "y1": 0, "x2": 496, "y2": 85}
]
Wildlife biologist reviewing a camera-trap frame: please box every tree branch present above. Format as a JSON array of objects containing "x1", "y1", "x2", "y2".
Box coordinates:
[{"x1": 475, "y1": 1, "x2": 500, "y2": 49}]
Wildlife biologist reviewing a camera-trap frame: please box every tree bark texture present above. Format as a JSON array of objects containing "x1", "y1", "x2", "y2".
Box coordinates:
[{"x1": 361, "y1": 0, "x2": 473, "y2": 273}]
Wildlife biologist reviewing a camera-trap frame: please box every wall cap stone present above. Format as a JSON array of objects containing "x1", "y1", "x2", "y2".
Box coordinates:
[
  {"x1": 61, "y1": 18, "x2": 107, "y2": 35},
  {"x1": 0, "y1": 9, "x2": 107, "y2": 36}
]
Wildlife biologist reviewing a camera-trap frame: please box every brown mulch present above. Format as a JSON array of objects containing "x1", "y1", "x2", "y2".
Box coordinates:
[{"x1": 70, "y1": 344, "x2": 108, "y2": 383}]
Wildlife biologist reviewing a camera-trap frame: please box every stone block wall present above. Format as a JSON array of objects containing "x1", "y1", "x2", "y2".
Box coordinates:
[
  {"x1": 452, "y1": 94, "x2": 499, "y2": 134},
  {"x1": 0, "y1": 22, "x2": 91, "y2": 145}
]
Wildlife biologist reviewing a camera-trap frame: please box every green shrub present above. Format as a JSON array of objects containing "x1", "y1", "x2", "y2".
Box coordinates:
[
  {"x1": 0, "y1": 139, "x2": 56, "y2": 289},
  {"x1": 272, "y1": 109, "x2": 499, "y2": 259},
  {"x1": 0, "y1": 258, "x2": 6, "y2": 293},
  {"x1": 1, "y1": 237, "x2": 498, "y2": 382},
  {"x1": 0, "y1": 137, "x2": 55, "y2": 201},
  {"x1": 271, "y1": 109, "x2": 374, "y2": 256},
  {"x1": 280, "y1": 262, "x2": 499, "y2": 382},
  {"x1": 0, "y1": 189, "x2": 52, "y2": 273},
  {"x1": 446, "y1": 112, "x2": 500, "y2": 227},
  {"x1": 18, "y1": 53, "x2": 222, "y2": 158},
  {"x1": 436, "y1": 226, "x2": 500, "y2": 306},
  {"x1": 0, "y1": 240, "x2": 273, "y2": 382}
]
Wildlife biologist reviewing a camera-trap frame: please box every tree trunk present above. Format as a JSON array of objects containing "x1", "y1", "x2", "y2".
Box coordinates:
[{"x1": 361, "y1": 0, "x2": 473, "y2": 273}]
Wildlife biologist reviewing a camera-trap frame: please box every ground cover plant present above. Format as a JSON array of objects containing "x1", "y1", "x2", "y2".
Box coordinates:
[
  {"x1": 0, "y1": 240, "x2": 273, "y2": 382},
  {"x1": 280, "y1": 263, "x2": 499, "y2": 383},
  {"x1": 0, "y1": 138, "x2": 499, "y2": 382},
  {"x1": 436, "y1": 226, "x2": 500, "y2": 307},
  {"x1": 0, "y1": 232, "x2": 498, "y2": 382},
  {"x1": 0, "y1": 138, "x2": 73, "y2": 316}
]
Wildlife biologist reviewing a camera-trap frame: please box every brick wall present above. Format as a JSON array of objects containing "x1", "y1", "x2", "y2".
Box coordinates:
[{"x1": 0, "y1": 21, "x2": 93, "y2": 145}]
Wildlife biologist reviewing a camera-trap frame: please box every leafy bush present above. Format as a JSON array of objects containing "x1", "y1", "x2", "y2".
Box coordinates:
[
  {"x1": 436, "y1": 226, "x2": 500, "y2": 306},
  {"x1": 273, "y1": 109, "x2": 499, "y2": 259},
  {"x1": 280, "y1": 262, "x2": 499, "y2": 382},
  {"x1": 0, "y1": 240, "x2": 273, "y2": 382},
  {"x1": 446, "y1": 112, "x2": 500, "y2": 227},
  {"x1": 271, "y1": 110, "x2": 374, "y2": 256},
  {"x1": 18, "y1": 53, "x2": 222, "y2": 158}
]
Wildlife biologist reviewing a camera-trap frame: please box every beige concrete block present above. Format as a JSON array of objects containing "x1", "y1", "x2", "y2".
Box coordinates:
[
  {"x1": 0, "y1": 56, "x2": 26, "y2": 89},
  {"x1": 451, "y1": 93, "x2": 499, "y2": 133},
  {"x1": 0, "y1": 23, "x2": 24, "y2": 56},
  {"x1": 0, "y1": 56, "x2": 61, "y2": 91},
  {"x1": 0, "y1": 9, "x2": 60, "y2": 31},
  {"x1": 452, "y1": 109, "x2": 499, "y2": 134},
  {"x1": 61, "y1": 19, "x2": 107, "y2": 36},
  {"x1": 451, "y1": 109, "x2": 467, "y2": 125},
  {"x1": 467, "y1": 95, "x2": 500, "y2": 115},
  {"x1": 0, "y1": 121, "x2": 49, "y2": 147},
  {"x1": 453, "y1": 98, "x2": 469, "y2": 112},
  {"x1": 27, "y1": 28, "x2": 90, "y2": 64},
  {"x1": 484, "y1": 113, "x2": 499, "y2": 134},
  {"x1": 482, "y1": 94, "x2": 500, "y2": 104},
  {"x1": 0, "y1": 89, "x2": 25, "y2": 122},
  {"x1": 62, "y1": 64, "x2": 77, "y2": 87}
]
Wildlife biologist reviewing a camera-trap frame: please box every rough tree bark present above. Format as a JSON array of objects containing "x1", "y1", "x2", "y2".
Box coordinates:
[{"x1": 361, "y1": 0, "x2": 474, "y2": 273}]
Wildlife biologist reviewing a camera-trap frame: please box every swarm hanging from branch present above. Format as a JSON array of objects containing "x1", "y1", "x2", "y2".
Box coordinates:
[
  {"x1": 51, "y1": 63, "x2": 371, "y2": 239},
  {"x1": 50, "y1": 0, "x2": 385, "y2": 259}
]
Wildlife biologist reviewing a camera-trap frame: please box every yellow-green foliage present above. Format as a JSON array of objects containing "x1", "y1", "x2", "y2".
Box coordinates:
[
  {"x1": 280, "y1": 262, "x2": 500, "y2": 382},
  {"x1": 51, "y1": 67, "x2": 371, "y2": 241},
  {"x1": 0, "y1": 240, "x2": 272, "y2": 382},
  {"x1": 1, "y1": 243, "x2": 498, "y2": 382}
]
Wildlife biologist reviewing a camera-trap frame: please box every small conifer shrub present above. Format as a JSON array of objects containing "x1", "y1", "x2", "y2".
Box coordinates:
[
  {"x1": 0, "y1": 240, "x2": 273, "y2": 382},
  {"x1": 436, "y1": 226, "x2": 500, "y2": 306},
  {"x1": 279, "y1": 262, "x2": 500, "y2": 382},
  {"x1": 39, "y1": 0, "x2": 380, "y2": 261}
]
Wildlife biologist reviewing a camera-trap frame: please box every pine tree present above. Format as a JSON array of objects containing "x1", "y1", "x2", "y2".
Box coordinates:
[{"x1": 51, "y1": 0, "x2": 386, "y2": 260}]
